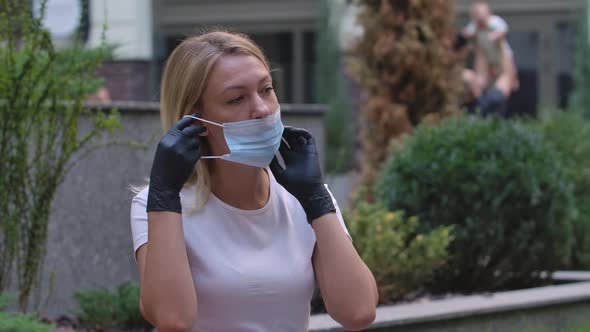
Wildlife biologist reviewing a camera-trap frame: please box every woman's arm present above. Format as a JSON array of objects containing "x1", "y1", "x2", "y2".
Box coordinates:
[
  {"x1": 135, "y1": 115, "x2": 206, "y2": 332},
  {"x1": 312, "y1": 213, "x2": 378, "y2": 331},
  {"x1": 136, "y1": 212, "x2": 197, "y2": 332},
  {"x1": 270, "y1": 127, "x2": 377, "y2": 331}
]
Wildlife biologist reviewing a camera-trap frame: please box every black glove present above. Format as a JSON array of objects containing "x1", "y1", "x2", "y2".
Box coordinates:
[
  {"x1": 146, "y1": 115, "x2": 206, "y2": 213},
  {"x1": 270, "y1": 127, "x2": 336, "y2": 224}
]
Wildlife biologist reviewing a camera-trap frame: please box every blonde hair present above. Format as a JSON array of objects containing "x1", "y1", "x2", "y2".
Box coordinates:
[{"x1": 159, "y1": 30, "x2": 270, "y2": 211}]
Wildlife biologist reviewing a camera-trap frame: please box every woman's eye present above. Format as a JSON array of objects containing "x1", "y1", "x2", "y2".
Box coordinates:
[
  {"x1": 262, "y1": 86, "x2": 274, "y2": 94},
  {"x1": 228, "y1": 96, "x2": 243, "y2": 104}
]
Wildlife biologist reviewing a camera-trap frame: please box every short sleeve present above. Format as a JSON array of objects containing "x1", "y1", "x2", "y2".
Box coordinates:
[
  {"x1": 464, "y1": 21, "x2": 476, "y2": 37},
  {"x1": 325, "y1": 185, "x2": 352, "y2": 240},
  {"x1": 130, "y1": 187, "x2": 150, "y2": 262},
  {"x1": 489, "y1": 15, "x2": 508, "y2": 33}
]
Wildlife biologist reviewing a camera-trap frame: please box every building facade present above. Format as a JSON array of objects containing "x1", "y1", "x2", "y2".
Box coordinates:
[
  {"x1": 456, "y1": 0, "x2": 582, "y2": 113},
  {"x1": 86, "y1": 0, "x2": 583, "y2": 112}
]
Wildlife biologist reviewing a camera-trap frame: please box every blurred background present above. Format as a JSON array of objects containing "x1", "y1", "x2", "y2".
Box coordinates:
[
  {"x1": 69, "y1": 0, "x2": 575, "y2": 112},
  {"x1": 3, "y1": 1, "x2": 590, "y2": 331}
]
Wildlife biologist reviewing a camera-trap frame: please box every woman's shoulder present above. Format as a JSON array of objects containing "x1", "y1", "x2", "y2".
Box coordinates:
[{"x1": 131, "y1": 185, "x2": 150, "y2": 205}]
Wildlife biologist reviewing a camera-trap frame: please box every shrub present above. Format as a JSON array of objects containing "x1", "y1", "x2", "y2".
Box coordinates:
[
  {"x1": 74, "y1": 281, "x2": 151, "y2": 331},
  {"x1": 534, "y1": 110, "x2": 590, "y2": 269},
  {"x1": 376, "y1": 115, "x2": 576, "y2": 292},
  {"x1": 0, "y1": 292, "x2": 51, "y2": 332},
  {"x1": 0, "y1": 0, "x2": 119, "y2": 310},
  {"x1": 347, "y1": 201, "x2": 453, "y2": 303},
  {"x1": 0, "y1": 312, "x2": 52, "y2": 332},
  {"x1": 0, "y1": 292, "x2": 15, "y2": 311}
]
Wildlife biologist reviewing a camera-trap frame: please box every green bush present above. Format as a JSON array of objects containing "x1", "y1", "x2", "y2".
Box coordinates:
[
  {"x1": 0, "y1": 0, "x2": 119, "y2": 309},
  {"x1": 0, "y1": 312, "x2": 52, "y2": 332},
  {"x1": 347, "y1": 201, "x2": 453, "y2": 303},
  {"x1": 376, "y1": 115, "x2": 576, "y2": 292},
  {"x1": 530, "y1": 322, "x2": 590, "y2": 332},
  {"x1": 570, "y1": 324, "x2": 590, "y2": 332},
  {"x1": 0, "y1": 292, "x2": 15, "y2": 311},
  {"x1": 0, "y1": 292, "x2": 51, "y2": 332},
  {"x1": 74, "y1": 281, "x2": 151, "y2": 330},
  {"x1": 534, "y1": 110, "x2": 590, "y2": 269}
]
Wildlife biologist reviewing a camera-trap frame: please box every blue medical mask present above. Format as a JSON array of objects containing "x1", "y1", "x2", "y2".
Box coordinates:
[{"x1": 183, "y1": 107, "x2": 284, "y2": 168}]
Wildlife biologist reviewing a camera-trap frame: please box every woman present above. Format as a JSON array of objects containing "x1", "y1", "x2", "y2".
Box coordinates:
[{"x1": 130, "y1": 31, "x2": 378, "y2": 332}]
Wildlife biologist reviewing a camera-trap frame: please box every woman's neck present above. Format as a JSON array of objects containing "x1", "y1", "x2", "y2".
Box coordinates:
[{"x1": 209, "y1": 160, "x2": 270, "y2": 210}]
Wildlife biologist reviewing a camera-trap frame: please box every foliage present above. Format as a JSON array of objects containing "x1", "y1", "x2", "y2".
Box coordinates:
[
  {"x1": 317, "y1": 0, "x2": 355, "y2": 174},
  {"x1": 376, "y1": 115, "x2": 575, "y2": 292},
  {"x1": 350, "y1": 0, "x2": 463, "y2": 190},
  {"x1": 0, "y1": 292, "x2": 15, "y2": 311},
  {"x1": 530, "y1": 322, "x2": 590, "y2": 332},
  {"x1": 0, "y1": 0, "x2": 119, "y2": 310},
  {"x1": 533, "y1": 109, "x2": 590, "y2": 269},
  {"x1": 0, "y1": 292, "x2": 51, "y2": 332},
  {"x1": 0, "y1": 312, "x2": 52, "y2": 332},
  {"x1": 74, "y1": 281, "x2": 151, "y2": 331},
  {"x1": 570, "y1": 324, "x2": 590, "y2": 332},
  {"x1": 347, "y1": 200, "x2": 453, "y2": 303}
]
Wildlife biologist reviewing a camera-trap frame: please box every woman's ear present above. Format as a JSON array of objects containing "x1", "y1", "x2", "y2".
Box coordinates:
[{"x1": 192, "y1": 105, "x2": 209, "y2": 137}]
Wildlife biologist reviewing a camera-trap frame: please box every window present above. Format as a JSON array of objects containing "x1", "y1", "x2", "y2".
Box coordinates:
[
  {"x1": 303, "y1": 31, "x2": 317, "y2": 103},
  {"x1": 506, "y1": 30, "x2": 539, "y2": 115},
  {"x1": 160, "y1": 30, "x2": 317, "y2": 104},
  {"x1": 249, "y1": 32, "x2": 294, "y2": 103},
  {"x1": 556, "y1": 21, "x2": 577, "y2": 109}
]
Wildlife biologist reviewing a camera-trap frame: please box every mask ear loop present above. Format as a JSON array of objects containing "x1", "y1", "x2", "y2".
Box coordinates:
[
  {"x1": 274, "y1": 137, "x2": 291, "y2": 169},
  {"x1": 182, "y1": 115, "x2": 223, "y2": 128},
  {"x1": 182, "y1": 115, "x2": 225, "y2": 159},
  {"x1": 281, "y1": 137, "x2": 290, "y2": 149}
]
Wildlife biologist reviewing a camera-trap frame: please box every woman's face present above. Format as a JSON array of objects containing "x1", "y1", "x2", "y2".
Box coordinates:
[{"x1": 198, "y1": 54, "x2": 279, "y2": 156}]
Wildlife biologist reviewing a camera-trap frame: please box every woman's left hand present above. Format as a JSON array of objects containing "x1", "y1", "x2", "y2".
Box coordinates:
[{"x1": 270, "y1": 127, "x2": 335, "y2": 224}]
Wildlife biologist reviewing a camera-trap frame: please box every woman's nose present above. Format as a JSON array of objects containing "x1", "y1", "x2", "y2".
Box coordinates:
[{"x1": 251, "y1": 95, "x2": 272, "y2": 119}]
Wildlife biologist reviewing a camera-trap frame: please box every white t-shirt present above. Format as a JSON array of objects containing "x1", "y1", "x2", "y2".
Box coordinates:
[
  {"x1": 130, "y1": 169, "x2": 350, "y2": 332},
  {"x1": 465, "y1": 15, "x2": 513, "y2": 64}
]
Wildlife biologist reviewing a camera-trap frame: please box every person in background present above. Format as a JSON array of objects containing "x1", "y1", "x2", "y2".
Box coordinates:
[
  {"x1": 86, "y1": 85, "x2": 111, "y2": 103},
  {"x1": 462, "y1": 1, "x2": 519, "y2": 116},
  {"x1": 130, "y1": 30, "x2": 378, "y2": 332}
]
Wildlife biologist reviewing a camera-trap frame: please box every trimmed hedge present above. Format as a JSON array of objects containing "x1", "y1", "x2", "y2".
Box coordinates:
[
  {"x1": 376, "y1": 115, "x2": 576, "y2": 292},
  {"x1": 534, "y1": 110, "x2": 590, "y2": 269}
]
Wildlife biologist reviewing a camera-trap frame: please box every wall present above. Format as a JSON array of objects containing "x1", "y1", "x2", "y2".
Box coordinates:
[
  {"x1": 378, "y1": 303, "x2": 590, "y2": 332},
  {"x1": 310, "y1": 281, "x2": 590, "y2": 332},
  {"x1": 87, "y1": 0, "x2": 155, "y2": 101},
  {"x1": 455, "y1": 0, "x2": 580, "y2": 13},
  {"x1": 87, "y1": 0, "x2": 153, "y2": 60}
]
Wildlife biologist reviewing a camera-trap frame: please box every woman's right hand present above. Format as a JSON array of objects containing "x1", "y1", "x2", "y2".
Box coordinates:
[{"x1": 146, "y1": 114, "x2": 206, "y2": 213}]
